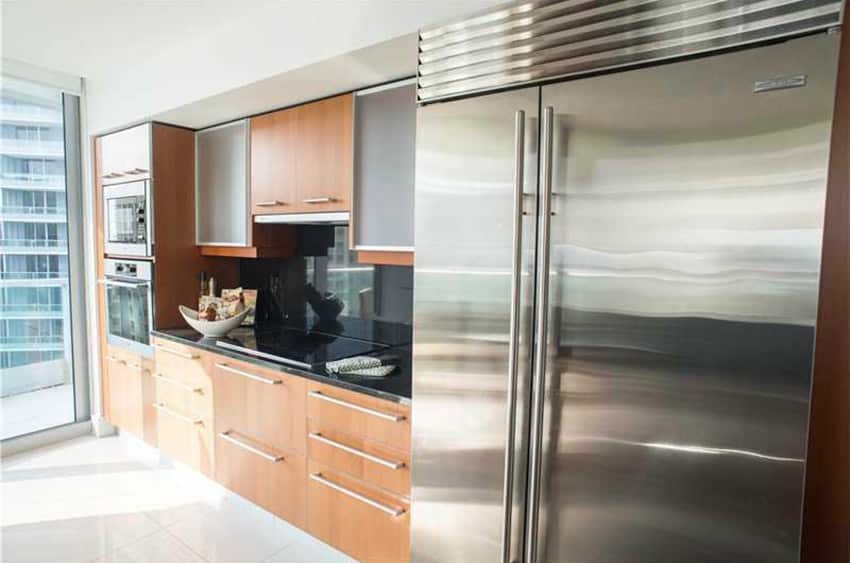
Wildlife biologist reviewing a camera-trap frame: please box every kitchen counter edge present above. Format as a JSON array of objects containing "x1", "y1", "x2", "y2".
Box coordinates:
[{"x1": 150, "y1": 329, "x2": 412, "y2": 405}]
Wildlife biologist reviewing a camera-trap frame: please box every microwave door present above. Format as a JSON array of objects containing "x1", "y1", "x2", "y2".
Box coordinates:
[{"x1": 103, "y1": 180, "x2": 150, "y2": 256}]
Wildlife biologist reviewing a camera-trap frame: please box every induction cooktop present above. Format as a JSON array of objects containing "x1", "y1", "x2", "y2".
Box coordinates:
[{"x1": 216, "y1": 325, "x2": 389, "y2": 370}]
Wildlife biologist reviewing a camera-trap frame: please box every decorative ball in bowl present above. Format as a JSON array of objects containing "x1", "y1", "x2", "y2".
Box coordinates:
[{"x1": 179, "y1": 305, "x2": 249, "y2": 338}]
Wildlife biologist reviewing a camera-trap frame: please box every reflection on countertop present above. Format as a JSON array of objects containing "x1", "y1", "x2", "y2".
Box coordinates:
[{"x1": 152, "y1": 316, "x2": 412, "y2": 403}]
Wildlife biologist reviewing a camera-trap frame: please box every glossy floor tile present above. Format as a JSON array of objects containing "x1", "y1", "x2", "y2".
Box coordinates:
[{"x1": 0, "y1": 434, "x2": 354, "y2": 563}]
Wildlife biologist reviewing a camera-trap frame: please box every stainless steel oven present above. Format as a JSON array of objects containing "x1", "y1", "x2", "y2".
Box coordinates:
[
  {"x1": 101, "y1": 258, "x2": 153, "y2": 356},
  {"x1": 103, "y1": 179, "x2": 152, "y2": 257}
]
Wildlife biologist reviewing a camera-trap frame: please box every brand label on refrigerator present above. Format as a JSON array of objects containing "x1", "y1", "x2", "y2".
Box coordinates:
[{"x1": 753, "y1": 75, "x2": 807, "y2": 93}]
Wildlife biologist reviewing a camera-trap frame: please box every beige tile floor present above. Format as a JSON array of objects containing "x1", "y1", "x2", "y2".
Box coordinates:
[{"x1": 0, "y1": 434, "x2": 354, "y2": 563}]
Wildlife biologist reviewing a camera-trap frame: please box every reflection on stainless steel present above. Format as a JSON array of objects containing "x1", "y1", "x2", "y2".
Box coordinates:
[
  {"x1": 566, "y1": 436, "x2": 805, "y2": 463},
  {"x1": 412, "y1": 86, "x2": 539, "y2": 563},
  {"x1": 534, "y1": 33, "x2": 840, "y2": 563},
  {"x1": 417, "y1": 0, "x2": 844, "y2": 102},
  {"x1": 413, "y1": 7, "x2": 841, "y2": 559}
]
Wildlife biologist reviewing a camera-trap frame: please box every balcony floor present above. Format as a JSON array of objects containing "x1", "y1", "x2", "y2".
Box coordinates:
[{"x1": 1, "y1": 383, "x2": 74, "y2": 440}]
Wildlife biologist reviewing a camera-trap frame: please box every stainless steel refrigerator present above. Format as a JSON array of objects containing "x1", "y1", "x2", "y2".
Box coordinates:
[{"x1": 411, "y1": 2, "x2": 845, "y2": 562}]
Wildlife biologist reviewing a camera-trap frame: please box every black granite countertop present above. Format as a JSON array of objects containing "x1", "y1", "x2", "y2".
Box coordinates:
[{"x1": 152, "y1": 320, "x2": 411, "y2": 404}]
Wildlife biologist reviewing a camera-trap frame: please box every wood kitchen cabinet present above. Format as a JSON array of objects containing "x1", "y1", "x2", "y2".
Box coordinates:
[
  {"x1": 212, "y1": 355, "x2": 308, "y2": 526},
  {"x1": 99, "y1": 123, "x2": 151, "y2": 185},
  {"x1": 250, "y1": 94, "x2": 353, "y2": 216},
  {"x1": 250, "y1": 107, "x2": 299, "y2": 214},
  {"x1": 152, "y1": 338, "x2": 215, "y2": 477},
  {"x1": 305, "y1": 382, "x2": 411, "y2": 562},
  {"x1": 196, "y1": 120, "x2": 295, "y2": 258}
]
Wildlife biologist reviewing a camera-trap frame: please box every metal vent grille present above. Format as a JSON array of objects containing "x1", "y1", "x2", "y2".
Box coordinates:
[{"x1": 417, "y1": 0, "x2": 844, "y2": 103}]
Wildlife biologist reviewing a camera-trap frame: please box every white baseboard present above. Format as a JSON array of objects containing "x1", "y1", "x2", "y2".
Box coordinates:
[{"x1": 91, "y1": 414, "x2": 116, "y2": 438}]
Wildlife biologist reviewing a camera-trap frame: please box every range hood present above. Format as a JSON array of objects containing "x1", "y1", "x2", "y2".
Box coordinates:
[{"x1": 254, "y1": 212, "x2": 349, "y2": 224}]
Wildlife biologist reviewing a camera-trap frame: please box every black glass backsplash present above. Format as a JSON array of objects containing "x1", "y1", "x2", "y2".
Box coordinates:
[{"x1": 239, "y1": 226, "x2": 413, "y2": 326}]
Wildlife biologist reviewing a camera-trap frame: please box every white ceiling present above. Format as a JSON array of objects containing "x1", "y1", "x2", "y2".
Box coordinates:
[{"x1": 2, "y1": 0, "x2": 499, "y2": 133}]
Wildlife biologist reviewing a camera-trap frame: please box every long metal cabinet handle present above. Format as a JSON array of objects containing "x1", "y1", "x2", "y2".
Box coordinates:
[
  {"x1": 309, "y1": 432, "x2": 405, "y2": 470},
  {"x1": 153, "y1": 343, "x2": 199, "y2": 360},
  {"x1": 309, "y1": 473, "x2": 405, "y2": 517},
  {"x1": 525, "y1": 105, "x2": 554, "y2": 563},
  {"x1": 152, "y1": 373, "x2": 202, "y2": 393},
  {"x1": 152, "y1": 402, "x2": 203, "y2": 426},
  {"x1": 215, "y1": 362, "x2": 282, "y2": 385},
  {"x1": 308, "y1": 391, "x2": 405, "y2": 422},
  {"x1": 500, "y1": 109, "x2": 526, "y2": 563},
  {"x1": 255, "y1": 200, "x2": 283, "y2": 206},
  {"x1": 303, "y1": 197, "x2": 334, "y2": 204},
  {"x1": 219, "y1": 430, "x2": 284, "y2": 462},
  {"x1": 98, "y1": 279, "x2": 150, "y2": 289}
]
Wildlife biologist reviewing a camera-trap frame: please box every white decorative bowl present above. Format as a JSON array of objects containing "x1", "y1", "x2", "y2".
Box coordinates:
[{"x1": 179, "y1": 305, "x2": 249, "y2": 338}]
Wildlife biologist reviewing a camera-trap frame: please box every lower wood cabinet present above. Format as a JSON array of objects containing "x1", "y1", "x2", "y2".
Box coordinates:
[
  {"x1": 307, "y1": 418, "x2": 410, "y2": 497},
  {"x1": 155, "y1": 400, "x2": 214, "y2": 477},
  {"x1": 152, "y1": 337, "x2": 214, "y2": 476},
  {"x1": 215, "y1": 431, "x2": 307, "y2": 527},
  {"x1": 109, "y1": 340, "x2": 413, "y2": 562},
  {"x1": 104, "y1": 353, "x2": 145, "y2": 439},
  {"x1": 212, "y1": 354, "x2": 308, "y2": 526},
  {"x1": 307, "y1": 461, "x2": 410, "y2": 563}
]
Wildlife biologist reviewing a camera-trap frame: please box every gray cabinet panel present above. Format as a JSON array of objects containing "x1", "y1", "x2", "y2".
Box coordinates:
[
  {"x1": 353, "y1": 82, "x2": 416, "y2": 249},
  {"x1": 196, "y1": 120, "x2": 249, "y2": 246}
]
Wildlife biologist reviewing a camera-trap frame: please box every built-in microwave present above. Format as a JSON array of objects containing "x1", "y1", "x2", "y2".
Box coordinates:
[
  {"x1": 101, "y1": 258, "x2": 153, "y2": 356},
  {"x1": 103, "y1": 179, "x2": 152, "y2": 257}
]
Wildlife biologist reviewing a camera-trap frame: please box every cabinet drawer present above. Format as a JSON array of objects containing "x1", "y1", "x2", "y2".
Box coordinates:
[
  {"x1": 213, "y1": 356, "x2": 306, "y2": 454},
  {"x1": 155, "y1": 400, "x2": 213, "y2": 477},
  {"x1": 153, "y1": 338, "x2": 209, "y2": 388},
  {"x1": 306, "y1": 383, "x2": 410, "y2": 453},
  {"x1": 307, "y1": 419, "x2": 409, "y2": 497},
  {"x1": 307, "y1": 461, "x2": 409, "y2": 563},
  {"x1": 215, "y1": 431, "x2": 306, "y2": 527},
  {"x1": 105, "y1": 353, "x2": 145, "y2": 438}
]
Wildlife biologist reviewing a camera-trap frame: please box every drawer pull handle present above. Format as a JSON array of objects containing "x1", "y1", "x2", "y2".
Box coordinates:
[
  {"x1": 302, "y1": 197, "x2": 334, "y2": 204},
  {"x1": 152, "y1": 402, "x2": 203, "y2": 426},
  {"x1": 153, "y1": 373, "x2": 202, "y2": 393},
  {"x1": 309, "y1": 432, "x2": 404, "y2": 470},
  {"x1": 255, "y1": 200, "x2": 283, "y2": 207},
  {"x1": 125, "y1": 362, "x2": 144, "y2": 372},
  {"x1": 310, "y1": 473, "x2": 405, "y2": 517},
  {"x1": 216, "y1": 363, "x2": 282, "y2": 385},
  {"x1": 107, "y1": 356, "x2": 125, "y2": 365},
  {"x1": 219, "y1": 430, "x2": 284, "y2": 462},
  {"x1": 308, "y1": 391, "x2": 405, "y2": 422},
  {"x1": 153, "y1": 343, "x2": 199, "y2": 360}
]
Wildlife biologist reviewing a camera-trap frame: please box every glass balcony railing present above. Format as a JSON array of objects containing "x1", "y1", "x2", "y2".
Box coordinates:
[
  {"x1": 0, "y1": 138, "x2": 64, "y2": 158},
  {"x1": 0, "y1": 335, "x2": 64, "y2": 352},
  {"x1": 0, "y1": 104, "x2": 62, "y2": 125},
  {"x1": 0, "y1": 238, "x2": 65, "y2": 248},
  {"x1": 0, "y1": 206, "x2": 65, "y2": 216},
  {"x1": 0, "y1": 173, "x2": 66, "y2": 191},
  {"x1": 0, "y1": 272, "x2": 66, "y2": 280}
]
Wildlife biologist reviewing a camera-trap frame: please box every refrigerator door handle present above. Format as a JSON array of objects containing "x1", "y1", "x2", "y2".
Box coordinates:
[
  {"x1": 525, "y1": 105, "x2": 555, "y2": 563},
  {"x1": 500, "y1": 109, "x2": 526, "y2": 563}
]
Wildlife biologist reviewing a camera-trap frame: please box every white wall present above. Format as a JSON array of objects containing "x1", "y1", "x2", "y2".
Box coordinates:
[{"x1": 83, "y1": 1, "x2": 498, "y2": 133}]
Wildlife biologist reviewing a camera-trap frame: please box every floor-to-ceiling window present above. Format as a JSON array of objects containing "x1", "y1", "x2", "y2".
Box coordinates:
[{"x1": 0, "y1": 75, "x2": 84, "y2": 439}]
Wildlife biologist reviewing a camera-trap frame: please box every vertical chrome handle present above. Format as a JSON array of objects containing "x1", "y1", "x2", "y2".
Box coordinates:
[
  {"x1": 501, "y1": 109, "x2": 526, "y2": 563},
  {"x1": 525, "y1": 106, "x2": 554, "y2": 563}
]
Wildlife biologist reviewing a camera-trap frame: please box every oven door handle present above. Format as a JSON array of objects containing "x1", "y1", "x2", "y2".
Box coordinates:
[{"x1": 98, "y1": 279, "x2": 150, "y2": 289}]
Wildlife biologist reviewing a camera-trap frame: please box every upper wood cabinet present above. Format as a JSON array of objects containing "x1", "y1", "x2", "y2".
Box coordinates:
[
  {"x1": 352, "y1": 82, "x2": 416, "y2": 253},
  {"x1": 100, "y1": 123, "x2": 151, "y2": 185},
  {"x1": 250, "y1": 94, "x2": 353, "y2": 216}
]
